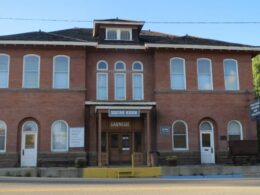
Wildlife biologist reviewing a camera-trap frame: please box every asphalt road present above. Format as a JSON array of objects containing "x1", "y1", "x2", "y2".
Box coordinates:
[{"x1": 0, "y1": 177, "x2": 259, "y2": 195}]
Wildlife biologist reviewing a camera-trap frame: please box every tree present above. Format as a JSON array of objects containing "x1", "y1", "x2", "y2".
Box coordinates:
[{"x1": 252, "y1": 55, "x2": 260, "y2": 97}]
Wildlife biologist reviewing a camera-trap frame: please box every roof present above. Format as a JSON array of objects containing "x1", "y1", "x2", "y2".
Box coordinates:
[{"x1": 0, "y1": 27, "x2": 259, "y2": 52}]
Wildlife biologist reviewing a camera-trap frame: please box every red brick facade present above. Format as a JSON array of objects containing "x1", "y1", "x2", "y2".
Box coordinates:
[{"x1": 0, "y1": 19, "x2": 258, "y2": 167}]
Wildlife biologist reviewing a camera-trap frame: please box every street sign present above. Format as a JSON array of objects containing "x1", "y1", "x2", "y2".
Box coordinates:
[{"x1": 250, "y1": 99, "x2": 260, "y2": 120}]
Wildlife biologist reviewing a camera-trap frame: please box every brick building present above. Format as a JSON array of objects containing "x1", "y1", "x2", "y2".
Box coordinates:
[{"x1": 0, "y1": 19, "x2": 259, "y2": 167}]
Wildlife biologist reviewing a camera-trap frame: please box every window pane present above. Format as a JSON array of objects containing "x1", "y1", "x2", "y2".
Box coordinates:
[
  {"x1": 174, "y1": 135, "x2": 186, "y2": 148},
  {"x1": 115, "y1": 62, "x2": 125, "y2": 71},
  {"x1": 24, "y1": 56, "x2": 39, "y2": 88},
  {"x1": 133, "y1": 74, "x2": 143, "y2": 100},
  {"x1": 174, "y1": 122, "x2": 186, "y2": 134},
  {"x1": 228, "y1": 135, "x2": 241, "y2": 141},
  {"x1": 171, "y1": 59, "x2": 185, "y2": 90},
  {"x1": 115, "y1": 74, "x2": 125, "y2": 100},
  {"x1": 202, "y1": 133, "x2": 211, "y2": 147},
  {"x1": 200, "y1": 122, "x2": 212, "y2": 131},
  {"x1": 0, "y1": 55, "x2": 9, "y2": 88},
  {"x1": 107, "y1": 30, "x2": 117, "y2": 40},
  {"x1": 198, "y1": 75, "x2": 211, "y2": 90},
  {"x1": 52, "y1": 121, "x2": 68, "y2": 151},
  {"x1": 97, "y1": 74, "x2": 108, "y2": 100},
  {"x1": 54, "y1": 57, "x2": 69, "y2": 89},
  {"x1": 121, "y1": 30, "x2": 131, "y2": 40},
  {"x1": 224, "y1": 60, "x2": 238, "y2": 90},
  {"x1": 198, "y1": 59, "x2": 212, "y2": 90},
  {"x1": 133, "y1": 62, "x2": 142, "y2": 71},
  {"x1": 97, "y1": 61, "x2": 107, "y2": 70},
  {"x1": 0, "y1": 136, "x2": 5, "y2": 150}
]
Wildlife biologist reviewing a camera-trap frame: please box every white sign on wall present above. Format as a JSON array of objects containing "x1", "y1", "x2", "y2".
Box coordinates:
[{"x1": 69, "y1": 127, "x2": 84, "y2": 148}]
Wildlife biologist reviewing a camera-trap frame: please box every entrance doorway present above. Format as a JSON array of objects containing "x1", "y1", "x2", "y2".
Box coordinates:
[
  {"x1": 21, "y1": 121, "x2": 38, "y2": 167},
  {"x1": 200, "y1": 121, "x2": 215, "y2": 164},
  {"x1": 109, "y1": 133, "x2": 132, "y2": 164}
]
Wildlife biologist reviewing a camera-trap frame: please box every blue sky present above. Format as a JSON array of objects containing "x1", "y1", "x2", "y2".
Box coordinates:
[{"x1": 1, "y1": 0, "x2": 260, "y2": 45}]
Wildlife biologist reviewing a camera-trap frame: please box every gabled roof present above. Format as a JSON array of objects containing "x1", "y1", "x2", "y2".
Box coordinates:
[{"x1": 93, "y1": 18, "x2": 145, "y2": 37}]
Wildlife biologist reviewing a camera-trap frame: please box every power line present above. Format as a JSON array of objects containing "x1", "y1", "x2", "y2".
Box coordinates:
[{"x1": 1, "y1": 17, "x2": 260, "y2": 24}]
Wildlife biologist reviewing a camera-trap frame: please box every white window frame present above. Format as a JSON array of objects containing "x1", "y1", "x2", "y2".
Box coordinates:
[
  {"x1": 97, "y1": 60, "x2": 108, "y2": 71},
  {"x1": 227, "y1": 120, "x2": 243, "y2": 140},
  {"x1": 53, "y1": 55, "x2": 70, "y2": 89},
  {"x1": 172, "y1": 120, "x2": 189, "y2": 151},
  {"x1": 197, "y1": 58, "x2": 213, "y2": 90},
  {"x1": 0, "y1": 54, "x2": 10, "y2": 88},
  {"x1": 51, "y1": 120, "x2": 69, "y2": 152},
  {"x1": 0, "y1": 120, "x2": 7, "y2": 153},
  {"x1": 132, "y1": 61, "x2": 143, "y2": 71},
  {"x1": 132, "y1": 73, "x2": 144, "y2": 100},
  {"x1": 170, "y1": 57, "x2": 186, "y2": 90},
  {"x1": 114, "y1": 73, "x2": 126, "y2": 100},
  {"x1": 223, "y1": 59, "x2": 240, "y2": 91},
  {"x1": 96, "y1": 72, "x2": 108, "y2": 100},
  {"x1": 106, "y1": 28, "x2": 132, "y2": 41},
  {"x1": 22, "y1": 54, "x2": 40, "y2": 88}
]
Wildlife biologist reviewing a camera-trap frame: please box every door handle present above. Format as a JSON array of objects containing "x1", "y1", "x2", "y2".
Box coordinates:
[
  {"x1": 22, "y1": 149, "x2": 24, "y2": 156},
  {"x1": 211, "y1": 147, "x2": 213, "y2": 153}
]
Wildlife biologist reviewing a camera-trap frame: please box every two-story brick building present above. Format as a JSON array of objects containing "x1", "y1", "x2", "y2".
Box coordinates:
[{"x1": 0, "y1": 19, "x2": 259, "y2": 167}]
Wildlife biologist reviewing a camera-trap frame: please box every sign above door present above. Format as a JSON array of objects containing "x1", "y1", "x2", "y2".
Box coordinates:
[{"x1": 108, "y1": 109, "x2": 140, "y2": 118}]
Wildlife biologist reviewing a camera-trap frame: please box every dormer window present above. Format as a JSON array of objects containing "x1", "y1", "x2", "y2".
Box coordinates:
[{"x1": 106, "y1": 28, "x2": 132, "y2": 41}]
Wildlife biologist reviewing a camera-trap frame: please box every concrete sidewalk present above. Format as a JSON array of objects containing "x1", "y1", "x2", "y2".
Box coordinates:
[{"x1": 0, "y1": 165, "x2": 260, "y2": 178}]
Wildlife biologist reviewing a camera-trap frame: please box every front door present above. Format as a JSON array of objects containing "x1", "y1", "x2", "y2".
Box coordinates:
[
  {"x1": 109, "y1": 133, "x2": 132, "y2": 164},
  {"x1": 21, "y1": 121, "x2": 38, "y2": 167},
  {"x1": 200, "y1": 121, "x2": 215, "y2": 164}
]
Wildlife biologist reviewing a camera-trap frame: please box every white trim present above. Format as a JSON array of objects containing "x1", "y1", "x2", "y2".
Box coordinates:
[
  {"x1": 0, "y1": 120, "x2": 7, "y2": 153},
  {"x1": 0, "y1": 53, "x2": 10, "y2": 88},
  {"x1": 227, "y1": 120, "x2": 243, "y2": 140},
  {"x1": 22, "y1": 54, "x2": 40, "y2": 88},
  {"x1": 0, "y1": 40, "x2": 97, "y2": 46},
  {"x1": 132, "y1": 61, "x2": 143, "y2": 71},
  {"x1": 94, "y1": 20, "x2": 145, "y2": 26},
  {"x1": 53, "y1": 55, "x2": 70, "y2": 89},
  {"x1": 132, "y1": 73, "x2": 144, "y2": 100},
  {"x1": 51, "y1": 120, "x2": 69, "y2": 152},
  {"x1": 96, "y1": 60, "x2": 108, "y2": 71},
  {"x1": 96, "y1": 44, "x2": 146, "y2": 49},
  {"x1": 85, "y1": 101, "x2": 156, "y2": 106},
  {"x1": 114, "y1": 73, "x2": 126, "y2": 100},
  {"x1": 170, "y1": 57, "x2": 186, "y2": 90},
  {"x1": 95, "y1": 105, "x2": 152, "y2": 111},
  {"x1": 145, "y1": 43, "x2": 260, "y2": 51},
  {"x1": 96, "y1": 72, "x2": 108, "y2": 100},
  {"x1": 114, "y1": 61, "x2": 126, "y2": 71},
  {"x1": 223, "y1": 59, "x2": 240, "y2": 91},
  {"x1": 197, "y1": 58, "x2": 213, "y2": 90},
  {"x1": 172, "y1": 120, "x2": 189, "y2": 151}
]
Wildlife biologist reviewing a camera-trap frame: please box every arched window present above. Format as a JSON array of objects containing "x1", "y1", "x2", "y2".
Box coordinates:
[
  {"x1": 23, "y1": 54, "x2": 40, "y2": 88},
  {"x1": 200, "y1": 121, "x2": 213, "y2": 131},
  {"x1": 132, "y1": 61, "x2": 144, "y2": 100},
  {"x1": 197, "y1": 58, "x2": 213, "y2": 90},
  {"x1": 172, "y1": 120, "x2": 188, "y2": 150},
  {"x1": 114, "y1": 61, "x2": 126, "y2": 100},
  {"x1": 53, "y1": 55, "x2": 69, "y2": 89},
  {"x1": 0, "y1": 121, "x2": 7, "y2": 152},
  {"x1": 224, "y1": 59, "x2": 239, "y2": 90},
  {"x1": 51, "y1": 120, "x2": 69, "y2": 152},
  {"x1": 97, "y1": 60, "x2": 108, "y2": 100},
  {"x1": 170, "y1": 58, "x2": 186, "y2": 90},
  {"x1": 227, "y1": 121, "x2": 243, "y2": 140},
  {"x1": 0, "y1": 54, "x2": 9, "y2": 88}
]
